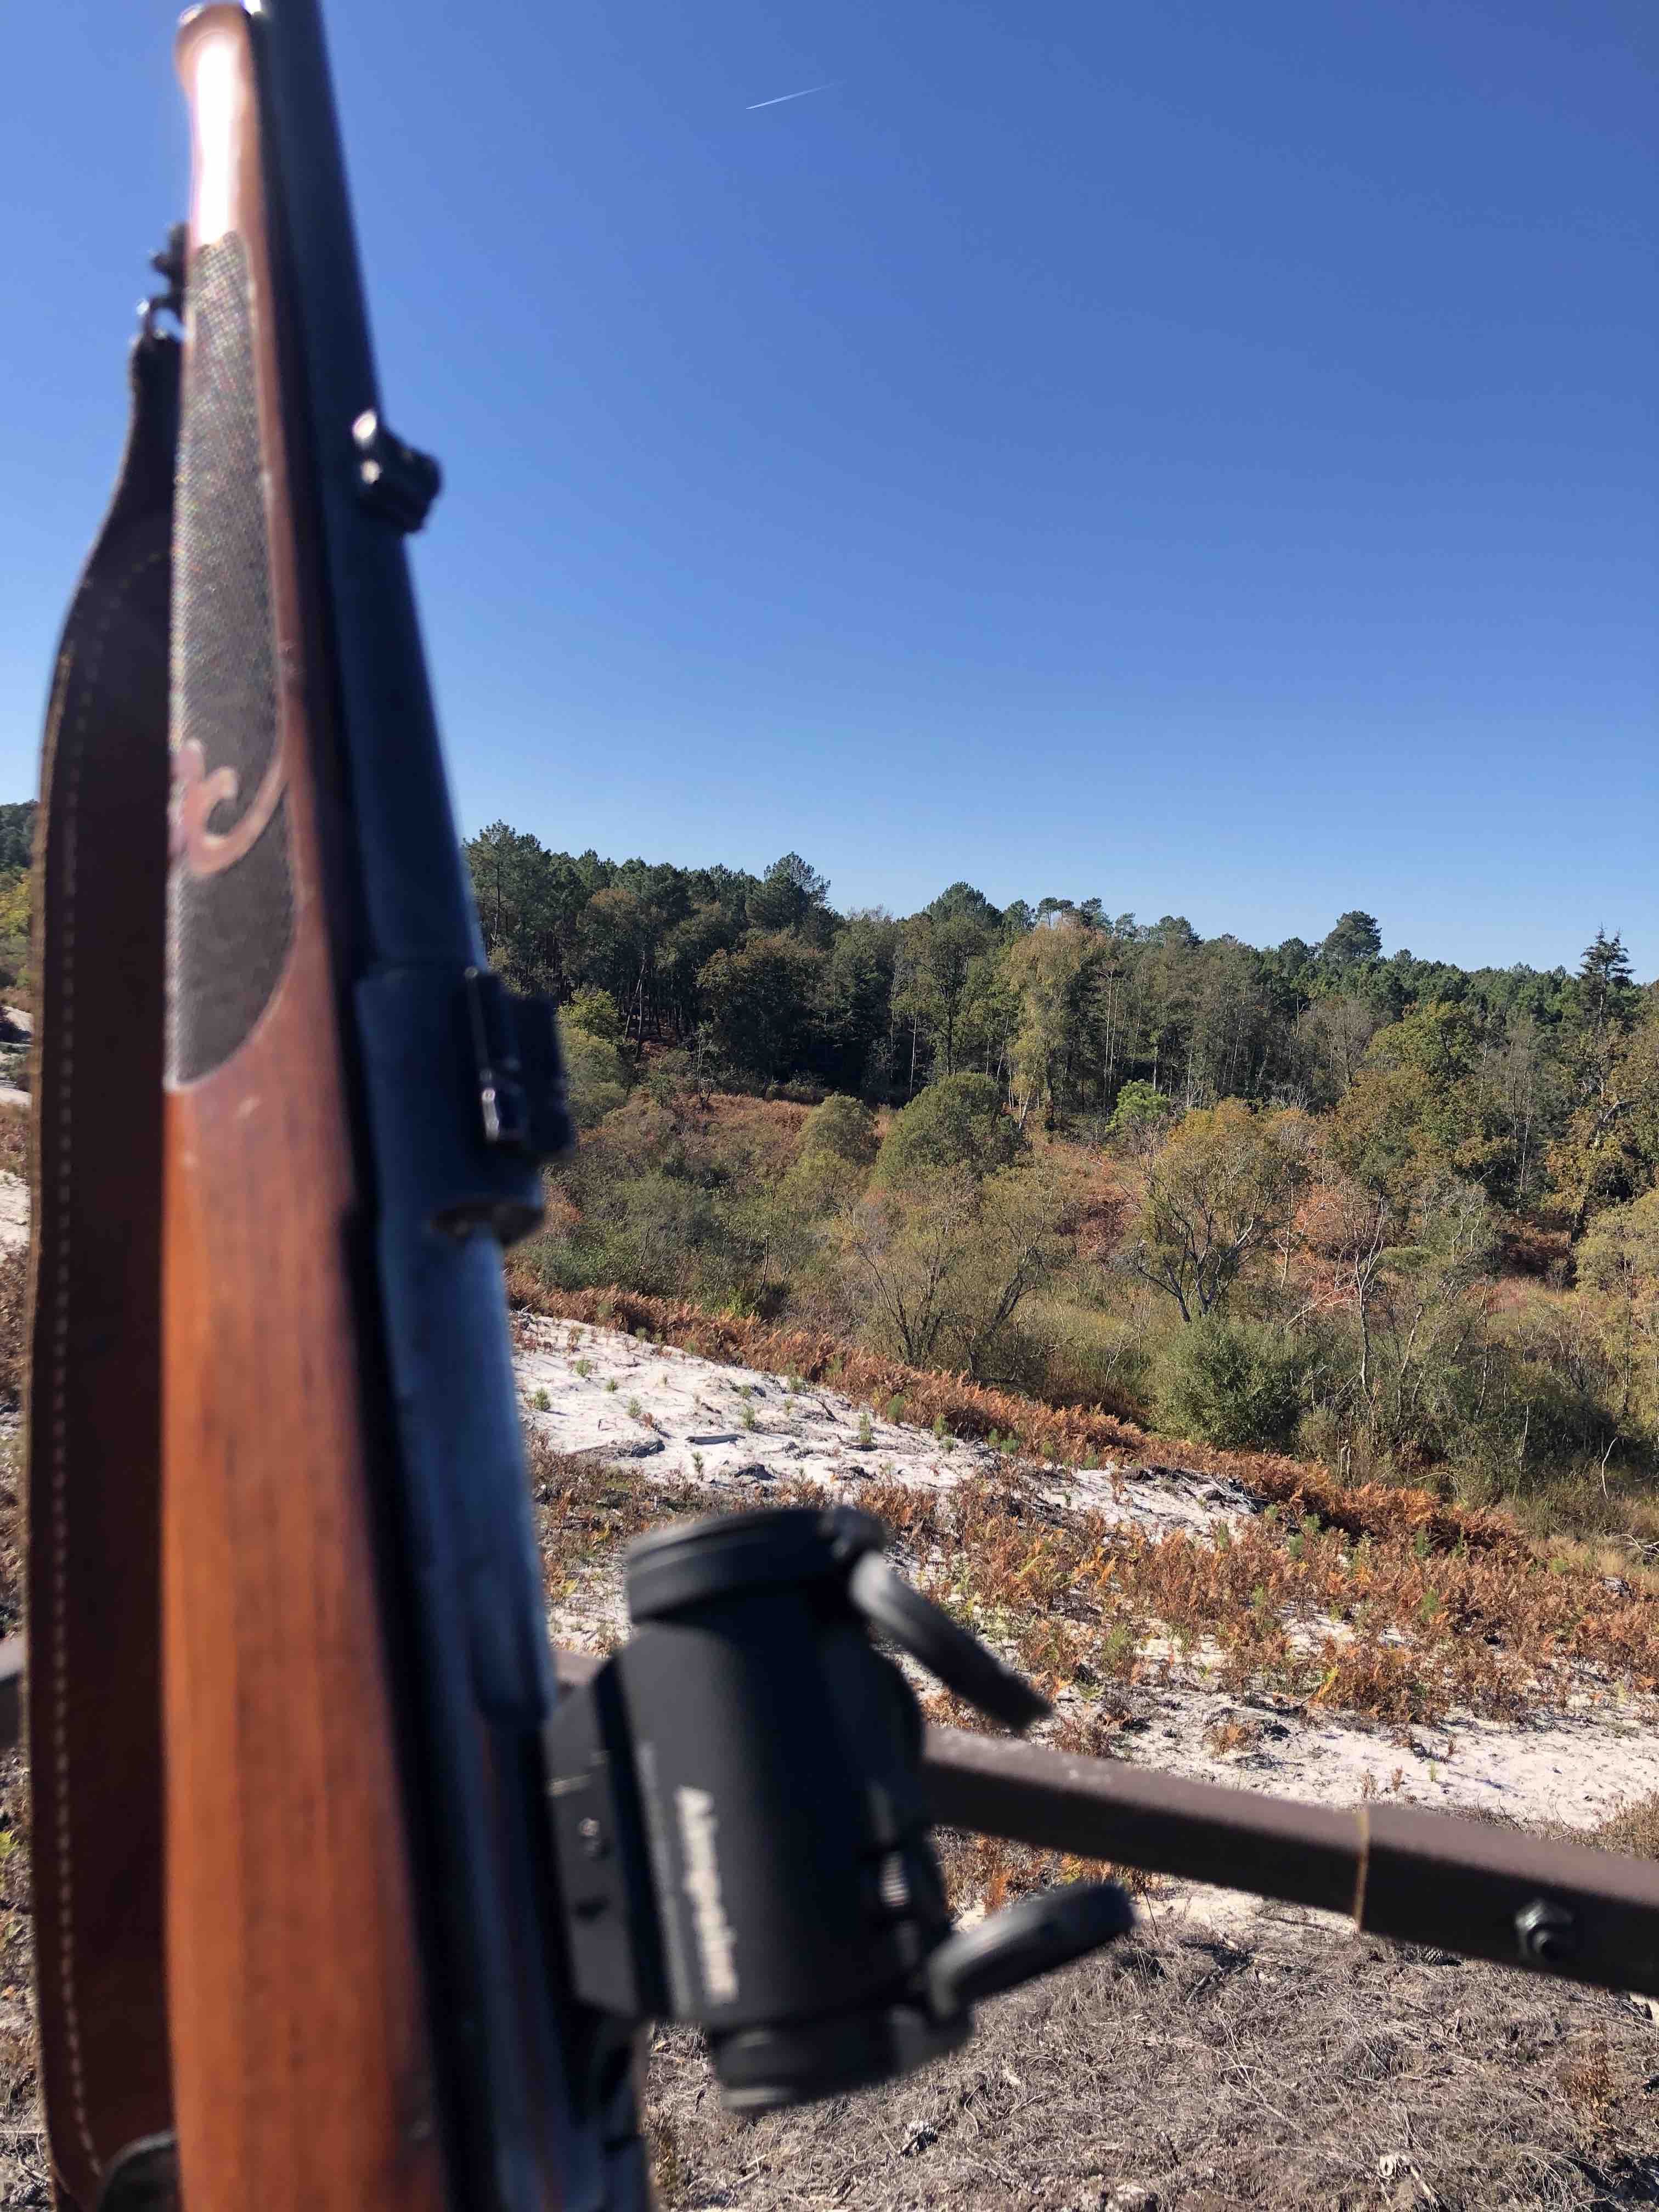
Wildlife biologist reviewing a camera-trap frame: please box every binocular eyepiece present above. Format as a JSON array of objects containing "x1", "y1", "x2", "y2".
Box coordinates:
[{"x1": 545, "y1": 1504, "x2": 1132, "y2": 2118}]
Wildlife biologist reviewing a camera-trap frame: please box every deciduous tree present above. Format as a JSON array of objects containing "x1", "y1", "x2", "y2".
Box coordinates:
[{"x1": 1127, "y1": 1102, "x2": 1311, "y2": 1322}]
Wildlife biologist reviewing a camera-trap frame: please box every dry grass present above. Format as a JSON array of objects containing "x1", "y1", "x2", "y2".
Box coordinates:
[
  {"x1": 932, "y1": 1824, "x2": 1162, "y2": 1926},
  {"x1": 810, "y1": 1462, "x2": 1656, "y2": 1726},
  {"x1": 642, "y1": 1922, "x2": 1659, "y2": 2209},
  {"x1": 0, "y1": 1249, "x2": 27, "y2": 1416},
  {"x1": 0, "y1": 1107, "x2": 27, "y2": 1187},
  {"x1": 1543, "y1": 1536, "x2": 1659, "y2": 1593},
  {"x1": 1059, "y1": 1509, "x2": 1659, "y2": 1722},
  {"x1": 1559, "y1": 2039, "x2": 1618, "y2": 2126},
  {"x1": 0, "y1": 1435, "x2": 21, "y2": 1641},
  {"x1": 524, "y1": 1427, "x2": 709, "y2": 1605},
  {"x1": 1204, "y1": 1715, "x2": 1265, "y2": 1758},
  {"x1": 524, "y1": 1431, "x2": 1659, "y2": 2205},
  {"x1": 690, "y1": 1090, "x2": 814, "y2": 1152},
  {"x1": 528, "y1": 1402, "x2": 1652, "y2": 1746},
  {"x1": 1590, "y1": 1796, "x2": 1659, "y2": 1865},
  {"x1": 0, "y1": 1456, "x2": 1651, "y2": 2211},
  {"x1": 0, "y1": 1754, "x2": 49, "y2": 2204},
  {"x1": 2, "y1": 1404, "x2": 1651, "y2": 2205}
]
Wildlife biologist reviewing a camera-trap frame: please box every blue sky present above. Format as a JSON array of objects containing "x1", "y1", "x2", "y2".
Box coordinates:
[{"x1": 3, "y1": 0, "x2": 1653, "y2": 970}]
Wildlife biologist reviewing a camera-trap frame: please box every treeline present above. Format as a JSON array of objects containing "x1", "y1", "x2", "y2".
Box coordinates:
[
  {"x1": 466, "y1": 822, "x2": 1657, "y2": 1227},
  {"x1": 0, "y1": 805, "x2": 36, "y2": 1001},
  {"x1": 0, "y1": 806, "x2": 33, "y2": 876},
  {"x1": 481, "y1": 805, "x2": 1659, "y2": 1525}
]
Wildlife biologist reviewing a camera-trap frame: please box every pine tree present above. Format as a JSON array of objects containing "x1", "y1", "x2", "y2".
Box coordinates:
[
  {"x1": 1319, "y1": 911, "x2": 1383, "y2": 967},
  {"x1": 1579, "y1": 929, "x2": 1634, "y2": 1035}
]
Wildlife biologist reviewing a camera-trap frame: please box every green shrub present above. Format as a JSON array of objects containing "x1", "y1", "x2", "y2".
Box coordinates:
[
  {"x1": 1499, "y1": 1359, "x2": 1612, "y2": 1471},
  {"x1": 646, "y1": 1049, "x2": 699, "y2": 1107},
  {"x1": 781, "y1": 1147, "x2": 867, "y2": 1220},
  {"x1": 1036, "y1": 1301, "x2": 1155, "y2": 1420},
  {"x1": 564, "y1": 1030, "x2": 631, "y2": 1129},
  {"x1": 1156, "y1": 1315, "x2": 1308, "y2": 1451},
  {"x1": 840, "y1": 1161, "x2": 1063, "y2": 1387},
  {"x1": 873, "y1": 1074, "x2": 1024, "y2": 1190},
  {"x1": 523, "y1": 1170, "x2": 716, "y2": 1298},
  {"x1": 566, "y1": 988, "x2": 623, "y2": 1041},
  {"x1": 1106, "y1": 1080, "x2": 1173, "y2": 1148},
  {"x1": 1446, "y1": 1350, "x2": 1617, "y2": 1506},
  {"x1": 800, "y1": 1093, "x2": 879, "y2": 1168}
]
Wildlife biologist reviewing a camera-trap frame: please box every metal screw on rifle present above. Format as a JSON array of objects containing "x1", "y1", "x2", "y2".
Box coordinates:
[
  {"x1": 1516, "y1": 1898, "x2": 1577, "y2": 1967},
  {"x1": 578, "y1": 1815, "x2": 608, "y2": 1861},
  {"x1": 351, "y1": 409, "x2": 442, "y2": 532}
]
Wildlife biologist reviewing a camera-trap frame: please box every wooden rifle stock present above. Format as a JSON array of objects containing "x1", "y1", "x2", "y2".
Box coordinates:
[
  {"x1": 163, "y1": 13, "x2": 445, "y2": 2210},
  {"x1": 160, "y1": 6, "x2": 590, "y2": 2209}
]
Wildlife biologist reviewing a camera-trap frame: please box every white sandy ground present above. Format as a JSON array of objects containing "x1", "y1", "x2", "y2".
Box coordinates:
[
  {"x1": 519, "y1": 1314, "x2": 1659, "y2": 1949},
  {"x1": 513, "y1": 1314, "x2": 1261, "y2": 1535},
  {"x1": 0, "y1": 1007, "x2": 29, "y2": 1110}
]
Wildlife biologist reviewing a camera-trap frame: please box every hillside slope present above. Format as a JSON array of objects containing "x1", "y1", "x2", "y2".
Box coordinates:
[{"x1": 524, "y1": 1315, "x2": 1659, "y2": 1864}]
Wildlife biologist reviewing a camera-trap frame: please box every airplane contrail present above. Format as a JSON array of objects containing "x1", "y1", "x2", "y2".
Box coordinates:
[{"x1": 745, "y1": 81, "x2": 838, "y2": 111}]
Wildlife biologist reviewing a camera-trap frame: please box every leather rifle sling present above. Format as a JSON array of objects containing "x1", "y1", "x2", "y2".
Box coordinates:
[{"x1": 29, "y1": 323, "x2": 180, "y2": 2211}]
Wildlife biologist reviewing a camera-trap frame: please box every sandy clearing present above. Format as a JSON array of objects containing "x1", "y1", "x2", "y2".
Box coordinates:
[{"x1": 514, "y1": 1312, "x2": 1259, "y2": 1537}]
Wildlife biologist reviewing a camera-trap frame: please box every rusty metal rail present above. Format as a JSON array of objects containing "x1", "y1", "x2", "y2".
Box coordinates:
[{"x1": 922, "y1": 1723, "x2": 1659, "y2": 1999}]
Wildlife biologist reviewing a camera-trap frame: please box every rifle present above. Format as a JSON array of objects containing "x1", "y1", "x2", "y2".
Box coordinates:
[
  {"x1": 36, "y1": 3, "x2": 591, "y2": 2208},
  {"x1": 25, "y1": 3, "x2": 1659, "y2": 2209}
]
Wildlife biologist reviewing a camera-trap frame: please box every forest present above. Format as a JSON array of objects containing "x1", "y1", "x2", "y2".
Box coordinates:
[
  {"x1": 2, "y1": 806, "x2": 1656, "y2": 1544},
  {"x1": 467, "y1": 821, "x2": 1659, "y2": 1551},
  {"x1": 465, "y1": 820, "x2": 1654, "y2": 1212}
]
